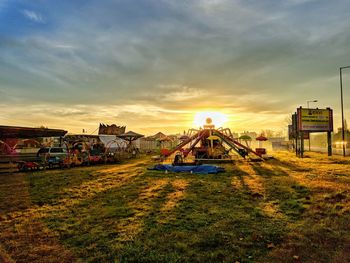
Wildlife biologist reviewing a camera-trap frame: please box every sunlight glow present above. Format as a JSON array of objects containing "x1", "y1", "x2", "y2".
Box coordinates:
[{"x1": 193, "y1": 111, "x2": 228, "y2": 128}]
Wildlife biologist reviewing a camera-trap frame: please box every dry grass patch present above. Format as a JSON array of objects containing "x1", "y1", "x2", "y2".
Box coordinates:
[{"x1": 1, "y1": 153, "x2": 350, "y2": 262}]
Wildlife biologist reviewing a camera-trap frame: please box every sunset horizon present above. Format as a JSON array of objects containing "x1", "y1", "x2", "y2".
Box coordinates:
[
  {"x1": 2, "y1": 1, "x2": 350, "y2": 262},
  {"x1": 1, "y1": 0, "x2": 349, "y2": 135}
]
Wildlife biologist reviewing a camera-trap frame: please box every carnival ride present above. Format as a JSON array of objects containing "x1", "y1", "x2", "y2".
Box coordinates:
[
  {"x1": 0, "y1": 125, "x2": 144, "y2": 171},
  {"x1": 162, "y1": 118, "x2": 263, "y2": 164}
]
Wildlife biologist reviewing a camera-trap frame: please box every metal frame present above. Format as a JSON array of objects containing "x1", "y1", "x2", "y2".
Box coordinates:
[{"x1": 340, "y1": 66, "x2": 350, "y2": 157}]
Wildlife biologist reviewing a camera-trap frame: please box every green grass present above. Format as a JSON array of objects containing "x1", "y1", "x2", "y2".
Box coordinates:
[{"x1": 0, "y1": 153, "x2": 350, "y2": 262}]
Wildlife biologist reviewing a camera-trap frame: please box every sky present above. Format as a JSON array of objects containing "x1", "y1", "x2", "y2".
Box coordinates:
[{"x1": 0, "y1": 0, "x2": 350, "y2": 135}]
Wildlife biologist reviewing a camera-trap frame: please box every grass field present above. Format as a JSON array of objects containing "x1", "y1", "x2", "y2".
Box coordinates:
[{"x1": 0, "y1": 152, "x2": 350, "y2": 263}]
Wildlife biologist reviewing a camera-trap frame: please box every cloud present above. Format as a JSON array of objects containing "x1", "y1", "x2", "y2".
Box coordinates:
[
  {"x1": 0, "y1": 101, "x2": 290, "y2": 135},
  {"x1": 0, "y1": 0, "x2": 349, "y2": 133},
  {"x1": 285, "y1": 0, "x2": 319, "y2": 6},
  {"x1": 22, "y1": 9, "x2": 44, "y2": 23},
  {"x1": 150, "y1": 85, "x2": 208, "y2": 102},
  {"x1": 0, "y1": 103, "x2": 192, "y2": 134}
]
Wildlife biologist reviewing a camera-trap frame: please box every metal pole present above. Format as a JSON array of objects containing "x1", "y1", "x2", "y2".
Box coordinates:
[
  {"x1": 300, "y1": 132, "x2": 304, "y2": 158},
  {"x1": 340, "y1": 67, "x2": 347, "y2": 157},
  {"x1": 306, "y1": 100, "x2": 317, "y2": 152},
  {"x1": 327, "y1": 131, "x2": 332, "y2": 156},
  {"x1": 307, "y1": 100, "x2": 317, "y2": 109}
]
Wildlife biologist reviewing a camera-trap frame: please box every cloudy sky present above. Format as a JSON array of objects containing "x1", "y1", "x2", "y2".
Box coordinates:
[{"x1": 0, "y1": 0, "x2": 349, "y2": 135}]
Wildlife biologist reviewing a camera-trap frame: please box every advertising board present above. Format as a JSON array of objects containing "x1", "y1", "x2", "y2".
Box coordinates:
[{"x1": 297, "y1": 108, "x2": 333, "y2": 132}]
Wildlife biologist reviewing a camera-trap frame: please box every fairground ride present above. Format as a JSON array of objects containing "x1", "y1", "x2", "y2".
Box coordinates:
[{"x1": 162, "y1": 118, "x2": 263, "y2": 164}]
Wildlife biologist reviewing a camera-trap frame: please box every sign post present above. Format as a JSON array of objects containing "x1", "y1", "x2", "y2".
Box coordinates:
[
  {"x1": 296, "y1": 107, "x2": 333, "y2": 157},
  {"x1": 291, "y1": 113, "x2": 298, "y2": 157},
  {"x1": 300, "y1": 131, "x2": 304, "y2": 157},
  {"x1": 327, "y1": 131, "x2": 332, "y2": 156}
]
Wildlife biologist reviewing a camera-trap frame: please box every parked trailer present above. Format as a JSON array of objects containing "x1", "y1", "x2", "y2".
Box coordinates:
[{"x1": 0, "y1": 126, "x2": 140, "y2": 172}]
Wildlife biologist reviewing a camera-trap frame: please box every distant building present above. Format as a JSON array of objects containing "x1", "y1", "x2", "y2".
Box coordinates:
[
  {"x1": 269, "y1": 137, "x2": 287, "y2": 151},
  {"x1": 140, "y1": 132, "x2": 179, "y2": 153},
  {"x1": 98, "y1": 123, "x2": 126, "y2": 135}
]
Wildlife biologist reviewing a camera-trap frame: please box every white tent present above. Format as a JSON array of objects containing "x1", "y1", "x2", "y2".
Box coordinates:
[{"x1": 99, "y1": 135, "x2": 127, "y2": 151}]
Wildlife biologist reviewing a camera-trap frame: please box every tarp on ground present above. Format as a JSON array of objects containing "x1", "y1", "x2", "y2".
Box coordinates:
[{"x1": 149, "y1": 164, "x2": 225, "y2": 174}]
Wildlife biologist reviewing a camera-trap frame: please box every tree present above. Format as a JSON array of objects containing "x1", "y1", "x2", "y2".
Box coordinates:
[
  {"x1": 285, "y1": 114, "x2": 293, "y2": 126},
  {"x1": 260, "y1": 130, "x2": 275, "y2": 138}
]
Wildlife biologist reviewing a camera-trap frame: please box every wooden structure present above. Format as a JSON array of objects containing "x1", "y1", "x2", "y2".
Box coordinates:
[
  {"x1": 98, "y1": 124, "x2": 126, "y2": 135},
  {"x1": 118, "y1": 131, "x2": 144, "y2": 144},
  {"x1": 0, "y1": 125, "x2": 67, "y2": 139}
]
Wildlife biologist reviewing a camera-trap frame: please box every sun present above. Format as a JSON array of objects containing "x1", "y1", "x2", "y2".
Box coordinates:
[{"x1": 193, "y1": 111, "x2": 228, "y2": 128}]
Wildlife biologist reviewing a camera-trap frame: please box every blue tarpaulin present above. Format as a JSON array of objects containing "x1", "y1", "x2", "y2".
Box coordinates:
[{"x1": 149, "y1": 164, "x2": 225, "y2": 174}]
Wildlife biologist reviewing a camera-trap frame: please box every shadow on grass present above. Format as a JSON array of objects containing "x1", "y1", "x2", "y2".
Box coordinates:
[
  {"x1": 270, "y1": 158, "x2": 313, "y2": 172},
  {"x1": 112, "y1": 168, "x2": 287, "y2": 262},
  {"x1": 26, "y1": 168, "x2": 101, "y2": 206},
  {"x1": 250, "y1": 162, "x2": 289, "y2": 177},
  {"x1": 26, "y1": 159, "x2": 149, "y2": 206},
  {"x1": 20, "y1": 160, "x2": 333, "y2": 263},
  {"x1": 0, "y1": 173, "x2": 31, "y2": 214},
  {"x1": 3, "y1": 155, "x2": 350, "y2": 263},
  {"x1": 249, "y1": 162, "x2": 311, "y2": 220},
  {"x1": 29, "y1": 165, "x2": 289, "y2": 263}
]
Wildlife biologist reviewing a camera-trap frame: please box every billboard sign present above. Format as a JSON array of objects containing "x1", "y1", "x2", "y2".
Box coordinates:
[{"x1": 297, "y1": 108, "x2": 333, "y2": 132}]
